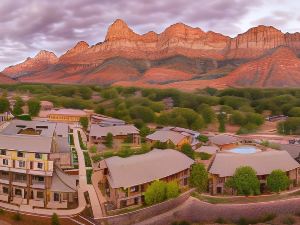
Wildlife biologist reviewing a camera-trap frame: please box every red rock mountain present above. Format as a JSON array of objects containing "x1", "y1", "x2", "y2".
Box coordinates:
[
  {"x1": 2, "y1": 19, "x2": 300, "y2": 89},
  {"x1": 0, "y1": 73, "x2": 15, "y2": 84}
]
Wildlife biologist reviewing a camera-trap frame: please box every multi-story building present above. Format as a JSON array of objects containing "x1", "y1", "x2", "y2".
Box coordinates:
[
  {"x1": 0, "y1": 120, "x2": 78, "y2": 208},
  {"x1": 98, "y1": 149, "x2": 194, "y2": 209},
  {"x1": 209, "y1": 150, "x2": 300, "y2": 195}
]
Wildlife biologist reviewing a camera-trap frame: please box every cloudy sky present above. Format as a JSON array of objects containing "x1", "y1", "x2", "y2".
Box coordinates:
[{"x1": 0, "y1": 0, "x2": 299, "y2": 70}]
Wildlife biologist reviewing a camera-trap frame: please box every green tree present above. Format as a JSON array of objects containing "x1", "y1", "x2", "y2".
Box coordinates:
[
  {"x1": 12, "y1": 96, "x2": 24, "y2": 116},
  {"x1": 51, "y1": 213, "x2": 60, "y2": 225},
  {"x1": 267, "y1": 170, "x2": 290, "y2": 193},
  {"x1": 144, "y1": 180, "x2": 167, "y2": 205},
  {"x1": 181, "y1": 144, "x2": 194, "y2": 159},
  {"x1": 197, "y1": 135, "x2": 208, "y2": 143},
  {"x1": 27, "y1": 99, "x2": 41, "y2": 116},
  {"x1": 104, "y1": 132, "x2": 113, "y2": 148},
  {"x1": 129, "y1": 106, "x2": 155, "y2": 123},
  {"x1": 198, "y1": 104, "x2": 215, "y2": 124},
  {"x1": 189, "y1": 164, "x2": 208, "y2": 192},
  {"x1": 225, "y1": 166, "x2": 260, "y2": 196},
  {"x1": 0, "y1": 97, "x2": 9, "y2": 113},
  {"x1": 218, "y1": 112, "x2": 226, "y2": 133},
  {"x1": 80, "y1": 117, "x2": 89, "y2": 130},
  {"x1": 166, "y1": 181, "x2": 180, "y2": 199}
]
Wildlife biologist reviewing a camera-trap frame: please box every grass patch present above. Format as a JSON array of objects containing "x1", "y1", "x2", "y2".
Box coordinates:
[
  {"x1": 91, "y1": 154, "x2": 102, "y2": 163},
  {"x1": 86, "y1": 169, "x2": 93, "y2": 184},
  {"x1": 89, "y1": 145, "x2": 97, "y2": 153},
  {"x1": 195, "y1": 152, "x2": 212, "y2": 160},
  {"x1": 69, "y1": 134, "x2": 74, "y2": 145},
  {"x1": 83, "y1": 151, "x2": 92, "y2": 167},
  {"x1": 77, "y1": 131, "x2": 87, "y2": 150}
]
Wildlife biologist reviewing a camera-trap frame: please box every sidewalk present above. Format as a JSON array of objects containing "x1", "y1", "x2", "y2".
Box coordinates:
[{"x1": 73, "y1": 128, "x2": 103, "y2": 219}]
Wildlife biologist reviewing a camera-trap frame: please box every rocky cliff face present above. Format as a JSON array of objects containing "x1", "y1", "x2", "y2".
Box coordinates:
[
  {"x1": 3, "y1": 19, "x2": 300, "y2": 88},
  {"x1": 3, "y1": 50, "x2": 58, "y2": 78}
]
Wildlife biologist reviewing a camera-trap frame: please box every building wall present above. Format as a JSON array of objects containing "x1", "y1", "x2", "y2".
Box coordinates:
[
  {"x1": 102, "y1": 168, "x2": 190, "y2": 209},
  {"x1": 48, "y1": 114, "x2": 87, "y2": 123}
]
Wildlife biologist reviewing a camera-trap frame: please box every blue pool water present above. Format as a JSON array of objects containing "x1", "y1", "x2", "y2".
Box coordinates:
[{"x1": 227, "y1": 146, "x2": 259, "y2": 154}]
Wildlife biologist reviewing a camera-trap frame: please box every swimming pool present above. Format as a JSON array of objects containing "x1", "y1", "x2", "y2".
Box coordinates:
[{"x1": 227, "y1": 146, "x2": 260, "y2": 154}]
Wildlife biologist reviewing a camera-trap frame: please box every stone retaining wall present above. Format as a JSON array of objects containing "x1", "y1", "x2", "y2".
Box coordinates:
[{"x1": 98, "y1": 190, "x2": 192, "y2": 225}]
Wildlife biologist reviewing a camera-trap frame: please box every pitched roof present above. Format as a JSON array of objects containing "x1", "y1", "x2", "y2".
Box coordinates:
[
  {"x1": 104, "y1": 149, "x2": 194, "y2": 188},
  {"x1": 280, "y1": 144, "x2": 300, "y2": 158},
  {"x1": 209, "y1": 134, "x2": 238, "y2": 146},
  {"x1": 209, "y1": 150, "x2": 300, "y2": 177},
  {"x1": 0, "y1": 135, "x2": 53, "y2": 153},
  {"x1": 196, "y1": 146, "x2": 219, "y2": 154},
  {"x1": 146, "y1": 130, "x2": 186, "y2": 145},
  {"x1": 89, "y1": 124, "x2": 139, "y2": 137},
  {"x1": 50, "y1": 168, "x2": 78, "y2": 192}
]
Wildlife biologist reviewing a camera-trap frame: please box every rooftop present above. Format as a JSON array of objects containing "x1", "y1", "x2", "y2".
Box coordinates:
[
  {"x1": 209, "y1": 150, "x2": 300, "y2": 177},
  {"x1": 209, "y1": 134, "x2": 238, "y2": 146},
  {"x1": 90, "y1": 124, "x2": 139, "y2": 137},
  {"x1": 280, "y1": 144, "x2": 300, "y2": 159},
  {"x1": 50, "y1": 168, "x2": 78, "y2": 192},
  {"x1": 48, "y1": 108, "x2": 88, "y2": 116},
  {"x1": 104, "y1": 149, "x2": 194, "y2": 188},
  {"x1": 146, "y1": 130, "x2": 187, "y2": 145}
]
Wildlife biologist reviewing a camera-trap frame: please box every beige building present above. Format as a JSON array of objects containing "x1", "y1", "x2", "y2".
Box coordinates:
[
  {"x1": 99, "y1": 149, "x2": 194, "y2": 209},
  {"x1": 146, "y1": 127, "x2": 200, "y2": 149},
  {"x1": 0, "y1": 120, "x2": 78, "y2": 208},
  {"x1": 47, "y1": 108, "x2": 91, "y2": 123},
  {"x1": 89, "y1": 124, "x2": 140, "y2": 145},
  {"x1": 209, "y1": 150, "x2": 300, "y2": 195}
]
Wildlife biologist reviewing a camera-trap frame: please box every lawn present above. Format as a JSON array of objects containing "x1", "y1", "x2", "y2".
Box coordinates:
[
  {"x1": 83, "y1": 151, "x2": 92, "y2": 167},
  {"x1": 77, "y1": 131, "x2": 87, "y2": 150},
  {"x1": 86, "y1": 169, "x2": 93, "y2": 184}
]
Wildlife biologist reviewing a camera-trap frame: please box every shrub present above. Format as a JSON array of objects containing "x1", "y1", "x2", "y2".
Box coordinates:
[
  {"x1": 80, "y1": 117, "x2": 89, "y2": 130},
  {"x1": 16, "y1": 114, "x2": 32, "y2": 121},
  {"x1": 83, "y1": 151, "x2": 92, "y2": 167},
  {"x1": 103, "y1": 151, "x2": 114, "y2": 158},
  {"x1": 104, "y1": 133, "x2": 113, "y2": 148},
  {"x1": 225, "y1": 166, "x2": 260, "y2": 196},
  {"x1": 28, "y1": 98, "x2": 41, "y2": 116},
  {"x1": 166, "y1": 181, "x2": 180, "y2": 199},
  {"x1": 144, "y1": 181, "x2": 167, "y2": 205},
  {"x1": 51, "y1": 213, "x2": 60, "y2": 225},
  {"x1": 89, "y1": 145, "x2": 97, "y2": 153},
  {"x1": 181, "y1": 144, "x2": 194, "y2": 159},
  {"x1": 267, "y1": 170, "x2": 291, "y2": 193},
  {"x1": 86, "y1": 169, "x2": 93, "y2": 184},
  {"x1": 91, "y1": 154, "x2": 102, "y2": 163},
  {"x1": 197, "y1": 152, "x2": 212, "y2": 160},
  {"x1": 189, "y1": 164, "x2": 208, "y2": 192},
  {"x1": 197, "y1": 135, "x2": 209, "y2": 143},
  {"x1": 282, "y1": 216, "x2": 295, "y2": 225},
  {"x1": 12, "y1": 212, "x2": 22, "y2": 221}
]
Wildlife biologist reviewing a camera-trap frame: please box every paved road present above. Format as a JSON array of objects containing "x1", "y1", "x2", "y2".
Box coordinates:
[{"x1": 136, "y1": 196, "x2": 300, "y2": 225}]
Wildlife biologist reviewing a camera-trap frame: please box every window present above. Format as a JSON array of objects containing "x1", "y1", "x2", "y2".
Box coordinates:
[
  {"x1": 36, "y1": 191, "x2": 44, "y2": 199},
  {"x1": 37, "y1": 176, "x2": 44, "y2": 182},
  {"x1": 37, "y1": 162, "x2": 43, "y2": 169},
  {"x1": 18, "y1": 161, "x2": 25, "y2": 168},
  {"x1": 17, "y1": 152, "x2": 24, "y2": 158},
  {"x1": 0, "y1": 150, "x2": 6, "y2": 156},
  {"x1": 130, "y1": 186, "x2": 139, "y2": 193},
  {"x1": 15, "y1": 188, "x2": 22, "y2": 196},
  {"x1": 2, "y1": 159, "x2": 8, "y2": 166},
  {"x1": 35, "y1": 153, "x2": 42, "y2": 159},
  {"x1": 2, "y1": 187, "x2": 8, "y2": 194},
  {"x1": 54, "y1": 193, "x2": 60, "y2": 201}
]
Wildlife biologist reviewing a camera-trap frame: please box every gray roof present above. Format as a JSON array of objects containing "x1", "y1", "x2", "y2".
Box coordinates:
[
  {"x1": 209, "y1": 134, "x2": 238, "y2": 146},
  {"x1": 50, "y1": 168, "x2": 78, "y2": 192},
  {"x1": 146, "y1": 130, "x2": 186, "y2": 145},
  {"x1": 196, "y1": 146, "x2": 219, "y2": 154},
  {"x1": 56, "y1": 136, "x2": 70, "y2": 153},
  {"x1": 280, "y1": 144, "x2": 300, "y2": 159},
  {"x1": 1, "y1": 120, "x2": 56, "y2": 137},
  {"x1": 90, "y1": 124, "x2": 139, "y2": 137},
  {"x1": 104, "y1": 149, "x2": 194, "y2": 188},
  {"x1": 48, "y1": 108, "x2": 87, "y2": 116},
  {"x1": 55, "y1": 123, "x2": 69, "y2": 138},
  {"x1": 209, "y1": 150, "x2": 300, "y2": 177},
  {"x1": 0, "y1": 135, "x2": 53, "y2": 153}
]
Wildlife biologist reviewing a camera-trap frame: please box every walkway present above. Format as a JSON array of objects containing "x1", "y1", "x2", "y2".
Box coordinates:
[
  {"x1": 135, "y1": 196, "x2": 300, "y2": 225},
  {"x1": 73, "y1": 128, "x2": 103, "y2": 219}
]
